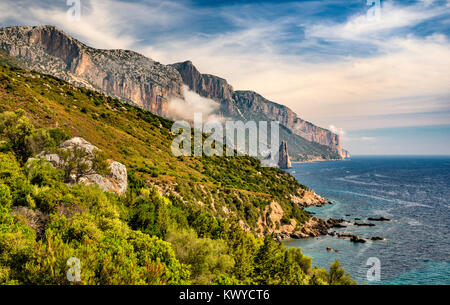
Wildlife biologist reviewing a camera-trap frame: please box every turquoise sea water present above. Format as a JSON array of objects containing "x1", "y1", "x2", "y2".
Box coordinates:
[{"x1": 284, "y1": 156, "x2": 450, "y2": 285}]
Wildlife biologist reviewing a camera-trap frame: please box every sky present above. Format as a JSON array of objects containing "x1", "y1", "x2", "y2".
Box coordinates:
[{"x1": 0, "y1": 0, "x2": 449, "y2": 155}]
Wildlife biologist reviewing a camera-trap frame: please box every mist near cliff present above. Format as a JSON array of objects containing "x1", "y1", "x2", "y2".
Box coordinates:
[{"x1": 168, "y1": 85, "x2": 225, "y2": 123}]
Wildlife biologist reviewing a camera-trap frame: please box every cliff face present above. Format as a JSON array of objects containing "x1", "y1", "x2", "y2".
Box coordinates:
[
  {"x1": 232, "y1": 91, "x2": 344, "y2": 157},
  {"x1": 169, "y1": 61, "x2": 244, "y2": 118},
  {"x1": 171, "y1": 61, "x2": 348, "y2": 160},
  {"x1": 0, "y1": 25, "x2": 184, "y2": 116}
]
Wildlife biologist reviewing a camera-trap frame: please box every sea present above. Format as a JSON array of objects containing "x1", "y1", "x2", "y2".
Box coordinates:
[{"x1": 284, "y1": 156, "x2": 450, "y2": 285}]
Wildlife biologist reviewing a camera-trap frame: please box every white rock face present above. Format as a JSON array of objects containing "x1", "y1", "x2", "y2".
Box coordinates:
[
  {"x1": 79, "y1": 161, "x2": 128, "y2": 195},
  {"x1": 35, "y1": 137, "x2": 128, "y2": 195},
  {"x1": 60, "y1": 137, "x2": 99, "y2": 156}
]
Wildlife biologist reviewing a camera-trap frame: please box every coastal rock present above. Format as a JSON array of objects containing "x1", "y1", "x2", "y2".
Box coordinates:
[
  {"x1": 278, "y1": 141, "x2": 292, "y2": 169},
  {"x1": 327, "y1": 218, "x2": 347, "y2": 228},
  {"x1": 299, "y1": 217, "x2": 330, "y2": 237},
  {"x1": 291, "y1": 189, "x2": 331, "y2": 207},
  {"x1": 354, "y1": 222, "x2": 376, "y2": 227},
  {"x1": 368, "y1": 217, "x2": 391, "y2": 221},
  {"x1": 350, "y1": 235, "x2": 367, "y2": 243},
  {"x1": 370, "y1": 236, "x2": 385, "y2": 241},
  {"x1": 326, "y1": 247, "x2": 339, "y2": 253}
]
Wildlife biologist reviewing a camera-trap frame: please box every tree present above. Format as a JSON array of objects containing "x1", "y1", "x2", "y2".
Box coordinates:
[
  {"x1": 0, "y1": 110, "x2": 68, "y2": 163},
  {"x1": 0, "y1": 109, "x2": 34, "y2": 162},
  {"x1": 328, "y1": 260, "x2": 356, "y2": 285},
  {"x1": 56, "y1": 145, "x2": 110, "y2": 183}
]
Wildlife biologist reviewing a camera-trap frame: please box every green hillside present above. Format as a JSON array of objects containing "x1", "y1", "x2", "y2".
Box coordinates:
[{"x1": 0, "y1": 55, "x2": 355, "y2": 285}]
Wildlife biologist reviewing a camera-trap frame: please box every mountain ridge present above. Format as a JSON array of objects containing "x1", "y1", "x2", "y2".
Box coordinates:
[{"x1": 0, "y1": 24, "x2": 349, "y2": 161}]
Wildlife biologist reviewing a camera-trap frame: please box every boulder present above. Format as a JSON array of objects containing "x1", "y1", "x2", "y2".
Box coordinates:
[
  {"x1": 327, "y1": 218, "x2": 347, "y2": 228},
  {"x1": 350, "y1": 235, "x2": 367, "y2": 243},
  {"x1": 370, "y1": 236, "x2": 385, "y2": 241},
  {"x1": 34, "y1": 137, "x2": 128, "y2": 195},
  {"x1": 354, "y1": 222, "x2": 376, "y2": 227},
  {"x1": 367, "y1": 217, "x2": 390, "y2": 221}
]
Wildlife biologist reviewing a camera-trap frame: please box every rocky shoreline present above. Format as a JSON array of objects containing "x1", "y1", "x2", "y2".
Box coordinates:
[{"x1": 275, "y1": 216, "x2": 389, "y2": 243}]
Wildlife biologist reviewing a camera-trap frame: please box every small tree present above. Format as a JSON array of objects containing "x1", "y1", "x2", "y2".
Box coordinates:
[
  {"x1": 0, "y1": 109, "x2": 34, "y2": 162},
  {"x1": 328, "y1": 260, "x2": 357, "y2": 285},
  {"x1": 0, "y1": 110, "x2": 68, "y2": 163},
  {"x1": 56, "y1": 144, "x2": 110, "y2": 183}
]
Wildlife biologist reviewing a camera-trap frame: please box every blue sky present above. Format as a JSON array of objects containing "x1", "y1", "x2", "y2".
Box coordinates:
[{"x1": 1, "y1": 0, "x2": 449, "y2": 155}]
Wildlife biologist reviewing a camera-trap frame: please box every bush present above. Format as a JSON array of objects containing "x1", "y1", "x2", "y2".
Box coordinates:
[
  {"x1": 167, "y1": 228, "x2": 234, "y2": 284},
  {"x1": 0, "y1": 184, "x2": 12, "y2": 208}
]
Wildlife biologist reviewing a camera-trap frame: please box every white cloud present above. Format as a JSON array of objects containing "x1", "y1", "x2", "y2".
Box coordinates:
[
  {"x1": 306, "y1": 1, "x2": 443, "y2": 41},
  {"x1": 168, "y1": 86, "x2": 225, "y2": 123},
  {"x1": 0, "y1": 0, "x2": 186, "y2": 50},
  {"x1": 328, "y1": 125, "x2": 345, "y2": 137}
]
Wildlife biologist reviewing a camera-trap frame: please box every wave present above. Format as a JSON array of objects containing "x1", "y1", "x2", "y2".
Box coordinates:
[
  {"x1": 335, "y1": 177, "x2": 384, "y2": 186},
  {"x1": 341, "y1": 191, "x2": 432, "y2": 208}
]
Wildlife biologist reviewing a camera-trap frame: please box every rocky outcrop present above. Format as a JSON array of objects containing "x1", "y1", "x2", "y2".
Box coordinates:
[
  {"x1": 367, "y1": 217, "x2": 390, "y2": 221},
  {"x1": 0, "y1": 25, "x2": 184, "y2": 116},
  {"x1": 278, "y1": 141, "x2": 292, "y2": 169},
  {"x1": 342, "y1": 149, "x2": 351, "y2": 159},
  {"x1": 290, "y1": 189, "x2": 332, "y2": 207},
  {"x1": 33, "y1": 137, "x2": 128, "y2": 195},
  {"x1": 78, "y1": 160, "x2": 128, "y2": 195}
]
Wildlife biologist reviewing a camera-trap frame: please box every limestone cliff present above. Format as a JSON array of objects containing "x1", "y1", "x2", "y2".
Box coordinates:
[
  {"x1": 169, "y1": 61, "x2": 244, "y2": 118},
  {"x1": 171, "y1": 61, "x2": 349, "y2": 161},
  {"x1": 0, "y1": 25, "x2": 184, "y2": 116}
]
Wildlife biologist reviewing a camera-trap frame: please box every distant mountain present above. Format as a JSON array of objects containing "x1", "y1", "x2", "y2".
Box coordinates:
[
  {"x1": 0, "y1": 25, "x2": 349, "y2": 161},
  {"x1": 170, "y1": 61, "x2": 350, "y2": 160}
]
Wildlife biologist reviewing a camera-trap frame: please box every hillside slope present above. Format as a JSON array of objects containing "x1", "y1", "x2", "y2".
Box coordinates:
[
  {"x1": 0, "y1": 51, "x2": 330, "y2": 237},
  {"x1": 0, "y1": 52, "x2": 357, "y2": 285}
]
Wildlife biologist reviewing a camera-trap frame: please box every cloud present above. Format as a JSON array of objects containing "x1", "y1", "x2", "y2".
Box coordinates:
[
  {"x1": 306, "y1": 1, "x2": 443, "y2": 41},
  {"x1": 328, "y1": 125, "x2": 345, "y2": 137},
  {"x1": 168, "y1": 86, "x2": 225, "y2": 123},
  {"x1": 0, "y1": 0, "x2": 187, "y2": 49}
]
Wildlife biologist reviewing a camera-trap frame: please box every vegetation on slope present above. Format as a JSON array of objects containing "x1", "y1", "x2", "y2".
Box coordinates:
[{"x1": 0, "y1": 57, "x2": 355, "y2": 285}]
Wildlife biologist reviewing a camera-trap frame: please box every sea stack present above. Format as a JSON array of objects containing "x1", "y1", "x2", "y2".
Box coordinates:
[{"x1": 278, "y1": 141, "x2": 292, "y2": 169}]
